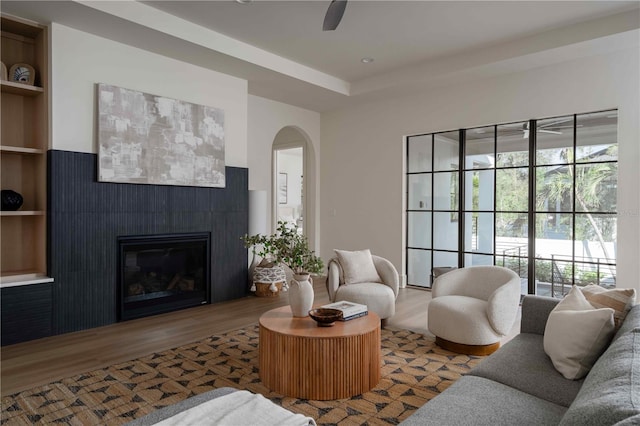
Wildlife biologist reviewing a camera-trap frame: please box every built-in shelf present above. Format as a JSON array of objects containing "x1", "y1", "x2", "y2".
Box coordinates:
[
  {"x1": 0, "y1": 145, "x2": 45, "y2": 154},
  {"x1": 1, "y1": 15, "x2": 48, "y2": 283},
  {"x1": 0, "y1": 271, "x2": 53, "y2": 288},
  {"x1": 0, "y1": 210, "x2": 45, "y2": 216},
  {"x1": 0, "y1": 80, "x2": 44, "y2": 96}
]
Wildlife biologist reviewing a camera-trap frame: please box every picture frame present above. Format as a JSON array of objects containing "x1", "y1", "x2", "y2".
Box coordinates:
[
  {"x1": 9, "y1": 63, "x2": 35, "y2": 85},
  {"x1": 278, "y1": 173, "x2": 288, "y2": 204}
]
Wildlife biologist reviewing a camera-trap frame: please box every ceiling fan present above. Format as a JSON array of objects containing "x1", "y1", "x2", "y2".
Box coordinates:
[
  {"x1": 323, "y1": 0, "x2": 348, "y2": 31},
  {"x1": 520, "y1": 118, "x2": 574, "y2": 139}
]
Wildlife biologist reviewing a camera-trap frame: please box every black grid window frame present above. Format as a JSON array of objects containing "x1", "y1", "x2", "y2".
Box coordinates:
[{"x1": 405, "y1": 109, "x2": 618, "y2": 293}]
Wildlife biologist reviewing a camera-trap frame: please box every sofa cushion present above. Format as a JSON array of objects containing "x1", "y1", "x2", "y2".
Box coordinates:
[
  {"x1": 559, "y1": 329, "x2": 640, "y2": 426},
  {"x1": 544, "y1": 286, "x2": 615, "y2": 380},
  {"x1": 334, "y1": 249, "x2": 381, "y2": 285},
  {"x1": 581, "y1": 284, "x2": 636, "y2": 329},
  {"x1": 399, "y1": 375, "x2": 567, "y2": 426},
  {"x1": 470, "y1": 333, "x2": 583, "y2": 407}
]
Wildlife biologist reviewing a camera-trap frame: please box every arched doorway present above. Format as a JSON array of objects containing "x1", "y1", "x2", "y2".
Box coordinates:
[{"x1": 272, "y1": 127, "x2": 311, "y2": 238}]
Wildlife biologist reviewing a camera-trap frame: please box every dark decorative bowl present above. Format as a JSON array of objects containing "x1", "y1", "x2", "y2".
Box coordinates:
[
  {"x1": 1, "y1": 190, "x2": 23, "y2": 211},
  {"x1": 308, "y1": 308, "x2": 343, "y2": 327}
]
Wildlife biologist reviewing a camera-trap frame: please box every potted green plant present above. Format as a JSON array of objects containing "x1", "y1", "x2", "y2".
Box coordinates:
[
  {"x1": 242, "y1": 220, "x2": 324, "y2": 274},
  {"x1": 242, "y1": 221, "x2": 324, "y2": 316}
]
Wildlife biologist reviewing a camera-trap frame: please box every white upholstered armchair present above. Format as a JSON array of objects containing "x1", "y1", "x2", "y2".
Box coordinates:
[
  {"x1": 428, "y1": 265, "x2": 521, "y2": 355},
  {"x1": 326, "y1": 250, "x2": 399, "y2": 322}
]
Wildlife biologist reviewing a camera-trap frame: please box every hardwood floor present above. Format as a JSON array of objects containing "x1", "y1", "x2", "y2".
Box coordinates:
[
  {"x1": 0, "y1": 279, "x2": 425, "y2": 396},
  {"x1": 0, "y1": 279, "x2": 519, "y2": 397}
]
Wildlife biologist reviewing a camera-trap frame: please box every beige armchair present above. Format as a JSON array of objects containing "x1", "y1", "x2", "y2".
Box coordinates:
[
  {"x1": 428, "y1": 265, "x2": 521, "y2": 355},
  {"x1": 326, "y1": 252, "x2": 399, "y2": 322}
]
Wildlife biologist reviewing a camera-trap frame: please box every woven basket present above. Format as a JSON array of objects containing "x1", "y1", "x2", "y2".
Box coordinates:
[
  {"x1": 255, "y1": 281, "x2": 284, "y2": 297},
  {"x1": 252, "y1": 265, "x2": 287, "y2": 297}
]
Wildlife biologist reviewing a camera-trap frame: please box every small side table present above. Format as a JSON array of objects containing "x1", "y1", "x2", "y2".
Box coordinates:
[{"x1": 258, "y1": 306, "x2": 381, "y2": 400}]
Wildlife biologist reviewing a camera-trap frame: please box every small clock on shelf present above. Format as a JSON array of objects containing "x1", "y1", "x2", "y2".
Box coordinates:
[{"x1": 9, "y1": 63, "x2": 35, "y2": 86}]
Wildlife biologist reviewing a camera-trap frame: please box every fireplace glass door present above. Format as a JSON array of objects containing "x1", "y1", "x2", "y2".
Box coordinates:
[{"x1": 118, "y1": 233, "x2": 210, "y2": 320}]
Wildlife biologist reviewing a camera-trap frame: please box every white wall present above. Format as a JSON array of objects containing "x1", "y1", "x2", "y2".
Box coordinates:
[
  {"x1": 50, "y1": 24, "x2": 248, "y2": 167},
  {"x1": 247, "y1": 95, "x2": 321, "y2": 251},
  {"x1": 321, "y1": 47, "x2": 640, "y2": 292}
]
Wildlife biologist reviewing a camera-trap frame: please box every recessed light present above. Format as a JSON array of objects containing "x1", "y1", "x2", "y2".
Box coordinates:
[
  {"x1": 236, "y1": 0, "x2": 253, "y2": 4},
  {"x1": 361, "y1": 57, "x2": 374, "y2": 64}
]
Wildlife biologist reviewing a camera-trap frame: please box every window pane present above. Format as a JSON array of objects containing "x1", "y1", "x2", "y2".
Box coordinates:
[
  {"x1": 535, "y1": 259, "x2": 553, "y2": 297},
  {"x1": 575, "y1": 163, "x2": 617, "y2": 213},
  {"x1": 408, "y1": 174, "x2": 431, "y2": 210},
  {"x1": 465, "y1": 127, "x2": 494, "y2": 170},
  {"x1": 536, "y1": 165, "x2": 573, "y2": 212},
  {"x1": 433, "y1": 172, "x2": 458, "y2": 211},
  {"x1": 433, "y1": 212, "x2": 458, "y2": 251},
  {"x1": 536, "y1": 213, "x2": 572, "y2": 260},
  {"x1": 407, "y1": 135, "x2": 432, "y2": 173},
  {"x1": 536, "y1": 116, "x2": 574, "y2": 165},
  {"x1": 407, "y1": 249, "x2": 431, "y2": 287},
  {"x1": 497, "y1": 122, "x2": 529, "y2": 167},
  {"x1": 575, "y1": 214, "x2": 616, "y2": 264},
  {"x1": 433, "y1": 251, "x2": 458, "y2": 269},
  {"x1": 576, "y1": 110, "x2": 617, "y2": 162},
  {"x1": 496, "y1": 212, "x2": 528, "y2": 239},
  {"x1": 408, "y1": 212, "x2": 431, "y2": 249},
  {"x1": 434, "y1": 131, "x2": 459, "y2": 171},
  {"x1": 549, "y1": 257, "x2": 573, "y2": 297},
  {"x1": 496, "y1": 256, "x2": 527, "y2": 294},
  {"x1": 464, "y1": 253, "x2": 494, "y2": 267},
  {"x1": 465, "y1": 212, "x2": 494, "y2": 254},
  {"x1": 574, "y1": 261, "x2": 616, "y2": 288},
  {"x1": 496, "y1": 168, "x2": 528, "y2": 211},
  {"x1": 465, "y1": 169, "x2": 494, "y2": 211}
]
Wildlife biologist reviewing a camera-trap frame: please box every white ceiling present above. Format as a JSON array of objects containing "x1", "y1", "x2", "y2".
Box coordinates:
[
  {"x1": 145, "y1": 1, "x2": 638, "y2": 81},
  {"x1": 2, "y1": 1, "x2": 639, "y2": 112}
]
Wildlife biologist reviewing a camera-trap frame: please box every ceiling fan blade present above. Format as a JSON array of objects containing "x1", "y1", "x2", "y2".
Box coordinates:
[
  {"x1": 539, "y1": 129, "x2": 562, "y2": 135},
  {"x1": 323, "y1": 0, "x2": 347, "y2": 31},
  {"x1": 538, "y1": 117, "x2": 572, "y2": 128}
]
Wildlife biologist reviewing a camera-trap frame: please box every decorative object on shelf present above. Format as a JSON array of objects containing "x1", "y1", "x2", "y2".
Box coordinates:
[
  {"x1": 1, "y1": 62, "x2": 7, "y2": 80},
  {"x1": 1, "y1": 190, "x2": 24, "y2": 211},
  {"x1": 308, "y1": 308, "x2": 343, "y2": 327},
  {"x1": 97, "y1": 83, "x2": 225, "y2": 188},
  {"x1": 242, "y1": 220, "x2": 324, "y2": 317},
  {"x1": 252, "y1": 263, "x2": 287, "y2": 297},
  {"x1": 8, "y1": 63, "x2": 35, "y2": 85}
]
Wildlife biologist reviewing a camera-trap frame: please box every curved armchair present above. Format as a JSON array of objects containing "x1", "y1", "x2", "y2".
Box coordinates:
[
  {"x1": 428, "y1": 265, "x2": 521, "y2": 355},
  {"x1": 326, "y1": 254, "x2": 399, "y2": 321}
]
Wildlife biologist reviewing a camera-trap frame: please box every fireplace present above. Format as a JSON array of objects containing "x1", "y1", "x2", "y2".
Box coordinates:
[{"x1": 118, "y1": 233, "x2": 211, "y2": 321}]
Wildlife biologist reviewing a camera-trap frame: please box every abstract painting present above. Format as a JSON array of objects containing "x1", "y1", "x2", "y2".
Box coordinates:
[{"x1": 98, "y1": 84, "x2": 225, "y2": 187}]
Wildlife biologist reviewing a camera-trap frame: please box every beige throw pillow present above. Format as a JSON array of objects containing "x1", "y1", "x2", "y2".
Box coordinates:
[
  {"x1": 543, "y1": 286, "x2": 615, "y2": 380},
  {"x1": 581, "y1": 285, "x2": 636, "y2": 329},
  {"x1": 334, "y1": 249, "x2": 382, "y2": 285}
]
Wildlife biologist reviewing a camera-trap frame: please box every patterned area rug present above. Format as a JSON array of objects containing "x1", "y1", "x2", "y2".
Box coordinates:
[{"x1": 1, "y1": 326, "x2": 483, "y2": 425}]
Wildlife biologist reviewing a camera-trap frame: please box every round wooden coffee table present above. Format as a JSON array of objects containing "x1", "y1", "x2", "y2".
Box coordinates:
[{"x1": 259, "y1": 305, "x2": 381, "y2": 400}]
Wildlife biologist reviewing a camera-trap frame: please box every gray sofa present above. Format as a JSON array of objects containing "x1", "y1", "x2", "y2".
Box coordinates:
[{"x1": 400, "y1": 295, "x2": 640, "y2": 426}]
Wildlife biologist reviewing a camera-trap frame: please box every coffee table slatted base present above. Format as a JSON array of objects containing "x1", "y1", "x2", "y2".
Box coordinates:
[{"x1": 259, "y1": 316, "x2": 381, "y2": 400}]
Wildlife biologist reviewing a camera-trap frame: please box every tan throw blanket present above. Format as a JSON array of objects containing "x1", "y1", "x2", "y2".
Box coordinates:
[{"x1": 152, "y1": 390, "x2": 316, "y2": 426}]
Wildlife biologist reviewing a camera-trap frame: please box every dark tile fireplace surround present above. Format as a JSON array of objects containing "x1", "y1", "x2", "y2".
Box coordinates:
[{"x1": 1, "y1": 150, "x2": 248, "y2": 345}]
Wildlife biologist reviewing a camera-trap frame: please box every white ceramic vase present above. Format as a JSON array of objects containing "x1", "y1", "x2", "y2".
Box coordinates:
[{"x1": 289, "y1": 273, "x2": 314, "y2": 317}]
